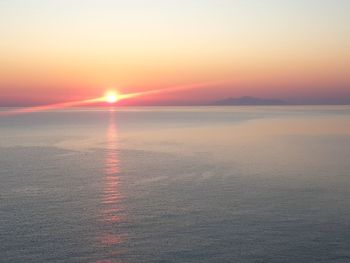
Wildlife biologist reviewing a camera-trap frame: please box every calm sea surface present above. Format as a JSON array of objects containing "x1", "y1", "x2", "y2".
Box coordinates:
[{"x1": 1, "y1": 106, "x2": 350, "y2": 263}]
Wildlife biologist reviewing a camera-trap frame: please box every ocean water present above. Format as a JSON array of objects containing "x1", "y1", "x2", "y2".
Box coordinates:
[{"x1": 1, "y1": 106, "x2": 350, "y2": 263}]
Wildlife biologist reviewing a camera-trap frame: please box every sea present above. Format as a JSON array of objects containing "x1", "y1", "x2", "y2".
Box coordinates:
[{"x1": 1, "y1": 106, "x2": 350, "y2": 263}]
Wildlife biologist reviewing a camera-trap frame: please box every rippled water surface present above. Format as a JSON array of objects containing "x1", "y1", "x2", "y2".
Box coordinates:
[{"x1": 1, "y1": 106, "x2": 350, "y2": 263}]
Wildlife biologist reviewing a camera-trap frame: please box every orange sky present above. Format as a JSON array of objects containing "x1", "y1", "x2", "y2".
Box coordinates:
[{"x1": 0, "y1": 0, "x2": 349, "y2": 105}]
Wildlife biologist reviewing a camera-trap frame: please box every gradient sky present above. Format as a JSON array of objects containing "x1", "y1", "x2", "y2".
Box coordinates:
[{"x1": 1, "y1": 0, "x2": 349, "y2": 105}]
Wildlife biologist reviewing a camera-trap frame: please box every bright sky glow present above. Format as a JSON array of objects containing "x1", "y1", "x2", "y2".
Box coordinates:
[{"x1": 0, "y1": 0, "x2": 349, "y2": 105}]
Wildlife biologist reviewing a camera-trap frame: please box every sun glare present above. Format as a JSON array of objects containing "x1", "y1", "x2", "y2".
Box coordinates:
[{"x1": 105, "y1": 91, "x2": 119, "y2": 104}]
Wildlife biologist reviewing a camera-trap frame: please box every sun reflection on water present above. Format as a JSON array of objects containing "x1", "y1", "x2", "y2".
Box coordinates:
[{"x1": 97, "y1": 108, "x2": 126, "y2": 263}]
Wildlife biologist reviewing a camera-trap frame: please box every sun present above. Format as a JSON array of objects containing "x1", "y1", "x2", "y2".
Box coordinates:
[{"x1": 104, "y1": 91, "x2": 119, "y2": 103}]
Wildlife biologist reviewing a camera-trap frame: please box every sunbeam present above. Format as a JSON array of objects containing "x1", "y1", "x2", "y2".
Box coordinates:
[
  {"x1": 0, "y1": 97, "x2": 104, "y2": 116},
  {"x1": 117, "y1": 81, "x2": 225, "y2": 101},
  {"x1": 0, "y1": 81, "x2": 225, "y2": 116}
]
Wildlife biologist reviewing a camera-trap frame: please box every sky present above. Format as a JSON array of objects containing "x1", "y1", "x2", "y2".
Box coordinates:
[{"x1": 0, "y1": 0, "x2": 349, "y2": 105}]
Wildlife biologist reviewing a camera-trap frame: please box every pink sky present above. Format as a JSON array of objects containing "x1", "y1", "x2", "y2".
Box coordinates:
[{"x1": 0, "y1": 0, "x2": 349, "y2": 105}]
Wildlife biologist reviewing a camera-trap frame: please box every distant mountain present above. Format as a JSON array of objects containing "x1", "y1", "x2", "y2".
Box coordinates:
[{"x1": 213, "y1": 96, "x2": 286, "y2": 105}]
